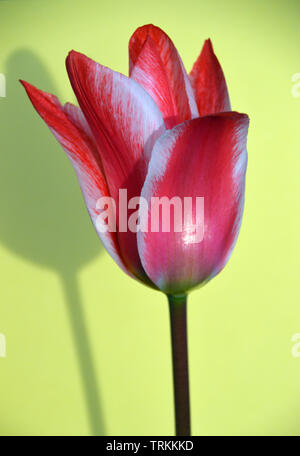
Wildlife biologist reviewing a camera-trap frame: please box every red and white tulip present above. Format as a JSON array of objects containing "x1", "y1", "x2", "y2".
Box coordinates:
[{"x1": 21, "y1": 24, "x2": 249, "y2": 296}]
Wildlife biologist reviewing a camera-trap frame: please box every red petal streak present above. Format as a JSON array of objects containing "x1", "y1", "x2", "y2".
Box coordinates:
[
  {"x1": 66, "y1": 51, "x2": 165, "y2": 281},
  {"x1": 20, "y1": 80, "x2": 132, "y2": 278},
  {"x1": 138, "y1": 112, "x2": 249, "y2": 294},
  {"x1": 129, "y1": 24, "x2": 198, "y2": 124},
  {"x1": 130, "y1": 36, "x2": 178, "y2": 128},
  {"x1": 189, "y1": 39, "x2": 231, "y2": 116}
]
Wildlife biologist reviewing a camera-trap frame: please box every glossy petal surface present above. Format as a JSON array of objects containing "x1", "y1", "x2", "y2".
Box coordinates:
[{"x1": 138, "y1": 113, "x2": 249, "y2": 294}]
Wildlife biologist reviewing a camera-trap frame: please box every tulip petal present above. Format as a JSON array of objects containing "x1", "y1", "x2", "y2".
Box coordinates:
[
  {"x1": 189, "y1": 39, "x2": 231, "y2": 116},
  {"x1": 129, "y1": 24, "x2": 198, "y2": 125},
  {"x1": 66, "y1": 50, "x2": 164, "y2": 200},
  {"x1": 138, "y1": 112, "x2": 249, "y2": 294},
  {"x1": 63, "y1": 102, "x2": 96, "y2": 148},
  {"x1": 130, "y1": 36, "x2": 177, "y2": 129},
  {"x1": 66, "y1": 51, "x2": 165, "y2": 281},
  {"x1": 20, "y1": 80, "x2": 133, "y2": 278}
]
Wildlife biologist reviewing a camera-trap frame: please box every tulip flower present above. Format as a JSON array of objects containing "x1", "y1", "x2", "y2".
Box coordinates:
[{"x1": 21, "y1": 24, "x2": 249, "y2": 436}]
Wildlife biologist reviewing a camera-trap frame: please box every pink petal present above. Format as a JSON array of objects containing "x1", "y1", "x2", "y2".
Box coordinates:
[
  {"x1": 129, "y1": 24, "x2": 198, "y2": 125},
  {"x1": 138, "y1": 112, "x2": 249, "y2": 295},
  {"x1": 20, "y1": 80, "x2": 133, "y2": 278},
  {"x1": 189, "y1": 39, "x2": 231, "y2": 116},
  {"x1": 66, "y1": 51, "x2": 165, "y2": 281}
]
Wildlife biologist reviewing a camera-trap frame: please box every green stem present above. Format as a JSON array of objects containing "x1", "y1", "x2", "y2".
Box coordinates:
[{"x1": 168, "y1": 294, "x2": 191, "y2": 436}]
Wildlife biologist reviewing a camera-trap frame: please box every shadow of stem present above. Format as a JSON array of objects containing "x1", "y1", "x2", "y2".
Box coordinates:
[{"x1": 61, "y1": 271, "x2": 105, "y2": 436}]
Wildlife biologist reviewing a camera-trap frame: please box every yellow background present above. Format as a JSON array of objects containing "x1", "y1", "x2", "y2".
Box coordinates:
[{"x1": 0, "y1": 0, "x2": 299, "y2": 436}]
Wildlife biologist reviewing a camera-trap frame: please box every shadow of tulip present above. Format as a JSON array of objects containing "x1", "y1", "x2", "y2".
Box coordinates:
[{"x1": 0, "y1": 49, "x2": 105, "y2": 435}]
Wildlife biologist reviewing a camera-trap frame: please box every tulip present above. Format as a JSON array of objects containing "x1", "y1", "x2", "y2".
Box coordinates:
[{"x1": 21, "y1": 24, "x2": 249, "y2": 436}]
